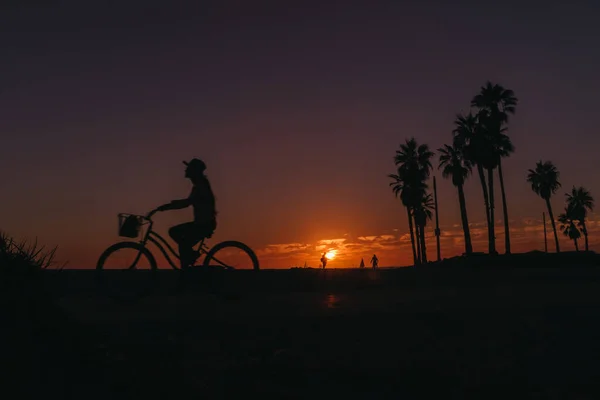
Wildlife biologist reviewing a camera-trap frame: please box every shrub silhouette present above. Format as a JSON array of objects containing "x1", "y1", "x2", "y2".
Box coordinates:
[{"x1": 0, "y1": 232, "x2": 103, "y2": 397}]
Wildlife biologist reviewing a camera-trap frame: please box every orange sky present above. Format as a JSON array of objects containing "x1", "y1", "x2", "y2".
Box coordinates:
[
  {"x1": 245, "y1": 214, "x2": 600, "y2": 269},
  {"x1": 4, "y1": 186, "x2": 599, "y2": 269},
  {"x1": 2, "y1": 112, "x2": 598, "y2": 269}
]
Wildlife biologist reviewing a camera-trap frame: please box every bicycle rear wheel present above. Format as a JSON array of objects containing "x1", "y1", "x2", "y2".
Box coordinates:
[
  {"x1": 96, "y1": 241, "x2": 158, "y2": 301},
  {"x1": 202, "y1": 241, "x2": 259, "y2": 271}
]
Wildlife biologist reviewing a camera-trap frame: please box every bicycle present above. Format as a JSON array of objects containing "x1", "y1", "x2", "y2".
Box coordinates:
[{"x1": 96, "y1": 212, "x2": 260, "y2": 299}]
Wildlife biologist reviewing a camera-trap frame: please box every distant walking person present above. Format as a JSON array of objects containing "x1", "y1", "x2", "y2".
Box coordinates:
[
  {"x1": 320, "y1": 253, "x2": 328, "y2": 269},
  {"x1": 370, "y1": 254, "x2": 379, "y2": 270},
  {"x1": 359, "y1": 258, "x2": 365, "y2": 268}
]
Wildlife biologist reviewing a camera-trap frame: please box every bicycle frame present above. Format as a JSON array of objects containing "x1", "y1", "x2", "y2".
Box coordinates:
[{"x1": 136, "y1": 217, "x2": 207, "y2": 270}]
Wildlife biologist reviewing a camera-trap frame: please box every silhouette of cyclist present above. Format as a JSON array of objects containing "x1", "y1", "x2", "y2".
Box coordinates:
[{"x1": 148, "y1": 158, "x2": 217, "y2": 269}]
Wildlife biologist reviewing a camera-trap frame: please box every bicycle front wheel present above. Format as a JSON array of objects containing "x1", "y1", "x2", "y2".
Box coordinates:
[
  {"x1": 202, "y1": 241, "x2": 260, "y2": 271},
  {"x1": 96, "y1": 241, "x2": 158, "y2": 301}
]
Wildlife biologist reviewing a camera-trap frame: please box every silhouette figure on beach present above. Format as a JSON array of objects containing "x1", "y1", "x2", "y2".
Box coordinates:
[
  {"x1": 321, "y1": 253, "x2": 328, "y2": 269},
  {"x1": 359, "y1": 258, "x2": 365, "y2": 268},
  {"x1": 148, "y1": 158, "x2": 217, "y2": 269},
  {"x1": 370, "y1": 254, "x2": 379, "y2": 269}
]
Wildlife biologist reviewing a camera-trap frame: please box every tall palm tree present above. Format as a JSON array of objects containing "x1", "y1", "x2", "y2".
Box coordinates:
[
  {"x1": 394, "y1": 138, "x2": 434, "y2": 180},
  {"x1": 527, "y1": 161, "x2": 561, "y2": 252},
  {"x1": 471, "y1": 82, "x2": 518, "y2": 255},
  {"x1": 415, "y1": 218, "x2": 422, "y2": 264},
  {"x1": 494, "y1": 131, "x2": 515, "y2": 254},
  {"x1": 558, "y1": 206, "x2": 582, "y2": 251},
  {"x1": 471, "y1": 82, "x2": 518, "y2": 122},
  {"x1": 566, "y1": 186, "x2": 594, "y2": 251},
  {"x1": 389, "y1": 173, "x2": 418, "y2": 265},
  {"x1": 413, "y1": 192, "x2": 434, "y2": 263},
  {"x1": 453, "y1": 113, "x2": 492, "y2": 251},
  {"x1": 437, "y1": 143, "x2": 473, "y2": 254},
  {"x1": 392, "y1": 138, "x2": 434, "y2": 265},
  {"x1": 466, "y1": 123, "x2": 504, "y2": 255}
]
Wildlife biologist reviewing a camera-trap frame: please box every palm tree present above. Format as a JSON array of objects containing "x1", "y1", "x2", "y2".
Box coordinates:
[
  {"x1": 566, "y1": 186, "x2": 594, "y2": 251},
  {"x1": 471, "y1": 82, "x2": 518, "y2": 255},
  {"x1": 453, "y1": 113, "x2": 492, "y2": 251},
  {"x1": 415, "y1": 217, "x2": 422, "y2": 264},
  {"x1": 437, "y1": 143, "x2": 473, "y2": 254},
  {"x1": 392, "y1": 138, "x2": 434, "y2": 265},
  {"x1": 413, "y1": 192, "x2": 434, "y2": 263},
  {"x1": 389, "y1": 173, "x2": 418, "y2": 265},
  {"x1": 471, "y1": 82, "x2": 518, "y2": 125},
  {"x1": 494, "y1": 132, "x2": 515, "y2": 254},
  {"x1": 558, "y1": 206, "x2": 582, "y2": 251},
  {"x1": 394, "y1": 138, "x2": 434, "y2": 180},
  {"x1": 527, "y1": 161, "x2": 561, "y2": 252}
]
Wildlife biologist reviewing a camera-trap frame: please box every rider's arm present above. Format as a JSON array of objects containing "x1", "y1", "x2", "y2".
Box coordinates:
[
  {"x1": 157, "y1": 198, "x2": 190, "y2": 211},
  {"x1": 153, "y1": 184, "x2": 202, "y2": 215}
]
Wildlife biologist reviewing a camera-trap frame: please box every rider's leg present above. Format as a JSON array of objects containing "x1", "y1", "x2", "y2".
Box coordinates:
[
  {"x1": 169, "y1": 223, "x2": 196, "y2": 269},
  {"x1": 168, "y1": 223, "x2": 186, "y2": 243},
  {"x1": 188, "y1": 220, "x2": 215, "y2": 266},
  {"x1": 178, "y1": 244, "x2": 192, "y2": 269},
  {"x1": 175, "y1": 222, "x2": 210, "y2": 268},
  {"x1": 170, "y1": 221, "x2": 216, "y2": 269}
]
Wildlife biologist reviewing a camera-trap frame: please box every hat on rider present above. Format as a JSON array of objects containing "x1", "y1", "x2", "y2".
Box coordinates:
[{"x1": 183, "y1": 158, "x2": 206, "y2": 173}]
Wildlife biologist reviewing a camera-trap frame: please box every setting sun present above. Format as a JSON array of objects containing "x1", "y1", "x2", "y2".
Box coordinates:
[{"x1": 325, "y1": 250, "x2": 337, "y2": 260}]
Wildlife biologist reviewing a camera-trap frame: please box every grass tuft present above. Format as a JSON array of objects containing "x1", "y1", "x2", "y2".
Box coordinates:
[{"x1": 0, "y1": 231, "x2": 65, "y2": 273}]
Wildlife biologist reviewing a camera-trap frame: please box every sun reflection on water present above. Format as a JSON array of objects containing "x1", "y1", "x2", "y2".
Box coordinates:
[{"x1": 325, "y1": 294, "x2": 340, "y2": 309}]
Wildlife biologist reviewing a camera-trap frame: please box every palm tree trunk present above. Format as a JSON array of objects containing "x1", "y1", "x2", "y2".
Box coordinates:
[
  {"x1": 574, "y1": 238, "x2": 579, "y2": 251},
  {"x1": 498, "y1": 159, "x2": 511, "y2": 254},
  {"x1": 545, "y1": 198, "x2": 560, "y2": 253},
  {"x1": 543, "y1": 212, "x2": 548, "y2": 253},
  {"x1": 581, "y1": 220, "x2": 589, "y2": 251},
  {"x1": 433, "y1": 176, "x2": 441, "y2": 262},
  {"x1": 457, "y1": 184, "x2": 473, "y2": 254},
  {"x1": 407, "y1": 207, "x2": 418, "y2": 265},
  {"x1": 419, "y1": 225, "x2": 427, "y2": 263},
  {"x1": 487, "y1": 168, "x2": 497, "y2": 254},
  {"x1": 415, "y1": 218, "x2": 422, "y2": 265},
  {"x1": 476, "y1": 164, "x2": 491, "y2": 246}
]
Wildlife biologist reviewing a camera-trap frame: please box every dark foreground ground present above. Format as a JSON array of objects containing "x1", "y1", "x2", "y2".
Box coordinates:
[{"x1": 5, "y1": 255, "x2": 600, "y2": 399}]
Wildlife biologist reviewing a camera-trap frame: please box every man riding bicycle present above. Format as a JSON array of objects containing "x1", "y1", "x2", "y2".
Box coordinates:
[{"x1": 148, "y1": 158, "x2": 217, "y2": 269}]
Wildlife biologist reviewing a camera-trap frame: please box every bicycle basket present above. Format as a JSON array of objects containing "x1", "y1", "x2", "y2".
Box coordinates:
[{"x1": 118, "y1": 214, "x2": 142, "y2": 238}]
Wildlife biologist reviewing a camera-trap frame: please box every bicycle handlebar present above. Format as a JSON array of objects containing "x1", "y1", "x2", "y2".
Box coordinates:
[{"x1": 118, "y1": 212, "x2": 154, "y2": 221}]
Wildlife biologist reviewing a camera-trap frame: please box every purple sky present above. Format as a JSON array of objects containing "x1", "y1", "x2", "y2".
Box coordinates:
[{"x1": 2, "y1": 1, "x2": 600, "y2": 267}]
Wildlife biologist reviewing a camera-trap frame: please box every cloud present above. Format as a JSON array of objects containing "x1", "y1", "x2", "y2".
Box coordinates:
[
  {"x1": 468, "y1": 221, "x2": 487, "y2": 228},
  {"x1": 357, "y1": 234, "x2": 396, "y2": 242},
  {"x1": 256, "y1": 243, "x2": 311, "y2": 258},
  {"x1": 317, "y1": 238, "x2": 346, "y2": 245}
]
